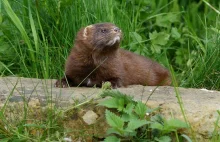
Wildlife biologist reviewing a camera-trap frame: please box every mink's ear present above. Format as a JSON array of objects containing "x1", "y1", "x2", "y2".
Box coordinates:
[{"x1": 83, "y1": 25, "x2": 93, "y2": 39}]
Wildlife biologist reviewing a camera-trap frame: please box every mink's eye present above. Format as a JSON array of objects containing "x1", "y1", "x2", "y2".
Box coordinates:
[{"x1": 100, "y1": 29, "x2": 107, "y2": 33}]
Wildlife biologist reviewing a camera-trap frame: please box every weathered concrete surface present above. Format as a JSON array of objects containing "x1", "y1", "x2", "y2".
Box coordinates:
[{"x1": 0, "y1": 77, "x2": 220, "y2": 141}]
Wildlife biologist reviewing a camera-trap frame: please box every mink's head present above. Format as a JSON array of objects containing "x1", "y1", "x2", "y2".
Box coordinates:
[{"x1": 76, "y1": 23, "x2": 122, "y2": 51}]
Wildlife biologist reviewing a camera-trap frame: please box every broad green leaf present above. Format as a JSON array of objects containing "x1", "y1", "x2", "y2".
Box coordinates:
[
  {"x1": 106, "y1": 128, "x2": 122, "y2": 136},
  {"x1": 156, "y1": 13, "x2": 179, "y2": 28},
  {"x1": 156, "y1": 16, "x2": 170, "y2": 28},
  {"x1": 124, "y1": 130, "x2": 137, "y2": 137},
  {"x1": 149, "y1": 31, "x2": 170, "y2": 46},
  {"x1": 98, "y1": 97, "x2": 125, "y2": 112},
  {"x1": 98, "y1": 98, "x2": 118, "y2": 108},
  {"x1": 121, "y1": 113, "x2": 130, "y2": 122},
  {"x1": 171, "y1": 27, "x2": 181, "y2": 39},
  {"x1": 121, "y1": 113, "x2": 138, "y2": 122},
  {"x1": 105, "y1": 110, "x2": 124, "y2": 129},
  {"x1": 164, "y1": 119, "x2": 188, "y2": 130},
  {"x1": 100, "y1": 90, "x2": 134, "y2": 103},
  {"x1": 123, "y1": 103, "x2": 135, "y2": 115},
  {"x1": 104, "y1": 136, "x2": 120, "y2": 142},
  {"x1": 150, "y1": 44, "x2": 161, "y2": 54},
  {"x1": 150, "y1": 122, "x2": 163, "y2": 130},
  {"x1": 117, "y1": 98, "x2": 125, "y2": 111},
  {"x1": 166, "y1": 13, "x2": 179, "y2": 23},
  {"x1": 134, "y1": 101, "x2": 147, "y2": 119},
  {"x1": 130, "y1": 32, "x2": 142, "y2": 43},
  {"x1": 155, "y1": 136, "x2": 171, "y2": 142},
  {"x1": 151, "y1": 114, "x2": 164, "y2": 124},
  {"x1": 125, "y1": 119, "x2": 149, "y2": 132}
]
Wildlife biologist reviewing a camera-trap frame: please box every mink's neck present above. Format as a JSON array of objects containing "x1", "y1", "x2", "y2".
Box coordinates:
[
  {"x1": 91, "y1": 46, "x2": 119, "y2": 66},
  {"x1": 74, "y1": 41, "x2": 119, "y2": 65}
]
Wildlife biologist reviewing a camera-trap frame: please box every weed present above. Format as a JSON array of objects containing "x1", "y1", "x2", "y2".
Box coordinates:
[{"x1": 99, "y1": 90, "x2": 191, "y2": 141}]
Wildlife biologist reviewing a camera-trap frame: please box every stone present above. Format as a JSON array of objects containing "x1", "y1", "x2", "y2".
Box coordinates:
[
  {"x1": 9, "y1": 96, "x2": 23, "y2": 102},
  {"x1": 82, "y1": 110, "x2": 98, "y2": 125},
  {"x1": 0, "y1": 77, "x2": 219, "y2": 141},
  {"x1": 63, "y1": 137, "x2": 73, "y2": 142}
]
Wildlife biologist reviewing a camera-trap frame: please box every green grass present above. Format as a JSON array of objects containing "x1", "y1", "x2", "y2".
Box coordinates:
[
  {"x1": 0, "y1": 0, "x2": 219, "y2": 90},
  {"x1": 0, "y1": 78, "x2": 66, "y2": 141}
]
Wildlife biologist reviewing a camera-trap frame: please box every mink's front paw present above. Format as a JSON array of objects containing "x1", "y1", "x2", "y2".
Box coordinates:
[
  {"x1": 109, "y1": 79, "x2": 123, "y2": 89},
  {"x1": 55, "y1": 79, "x2": 69, "y2": 88}
]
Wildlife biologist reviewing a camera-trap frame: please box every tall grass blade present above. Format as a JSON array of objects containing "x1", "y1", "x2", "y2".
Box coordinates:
[
  {"x1": 2, "y1": 0, "x2": 37, "y2": 77},
  {"x1": 0, "y1": 78, "x2": 18, "y2": 115},
  {"x1": 202, "y1": 0, "x2": 220, "y2": 14},
  {"x1": 28, "y1": 2, "x2": 39, "y2": 53},
  {"x1": 169, "y1": 65, "x2": 196, "y2": 141}
]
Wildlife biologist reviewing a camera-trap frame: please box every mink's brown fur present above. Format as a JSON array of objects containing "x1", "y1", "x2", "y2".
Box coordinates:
[{"x1": 55, "y1": 23, "x2": 171, "y2": 88}]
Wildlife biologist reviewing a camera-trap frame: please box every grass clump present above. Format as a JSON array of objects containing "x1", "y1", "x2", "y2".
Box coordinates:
[
  {"x1": 0, "y1": 80, "x2": 66, "y2": 141},
  {"x1": 0, "y1": 100, "x2": 66, "y2": 141}
]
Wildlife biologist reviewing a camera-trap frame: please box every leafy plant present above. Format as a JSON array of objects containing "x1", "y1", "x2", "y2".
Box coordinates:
[{"x1": 99, "y1": 90, "x2": 190, "y2": 141}]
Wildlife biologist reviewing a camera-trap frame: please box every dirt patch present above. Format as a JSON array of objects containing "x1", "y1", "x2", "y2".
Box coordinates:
[{"x1": 1, "y1": 99, "x2": 109, "y2": 141}]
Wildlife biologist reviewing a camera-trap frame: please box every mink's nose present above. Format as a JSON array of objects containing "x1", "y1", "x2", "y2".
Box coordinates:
[{"x1": 113, "y1": 27, "x2": 121, "y2": 33}]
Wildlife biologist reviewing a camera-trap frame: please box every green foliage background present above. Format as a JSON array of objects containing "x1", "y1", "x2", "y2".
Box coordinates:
[{"x1": 0, "y1": 0, "x2": 219, "y2": 90}]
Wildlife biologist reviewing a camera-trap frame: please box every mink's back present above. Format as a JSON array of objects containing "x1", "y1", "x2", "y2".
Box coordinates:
[{"x1": 119, "y1": 49, "x2": 171, "y2": 86}]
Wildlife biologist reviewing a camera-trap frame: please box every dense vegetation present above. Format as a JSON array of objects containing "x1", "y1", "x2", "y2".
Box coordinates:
[{"x1": 0, "y1": 0, "x2": 219, "y2": 90}]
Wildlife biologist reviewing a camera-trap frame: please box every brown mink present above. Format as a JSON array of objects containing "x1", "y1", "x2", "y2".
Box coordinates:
[{"x1": 55, "y1": 23, "x2": 171, "y2": 88}]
